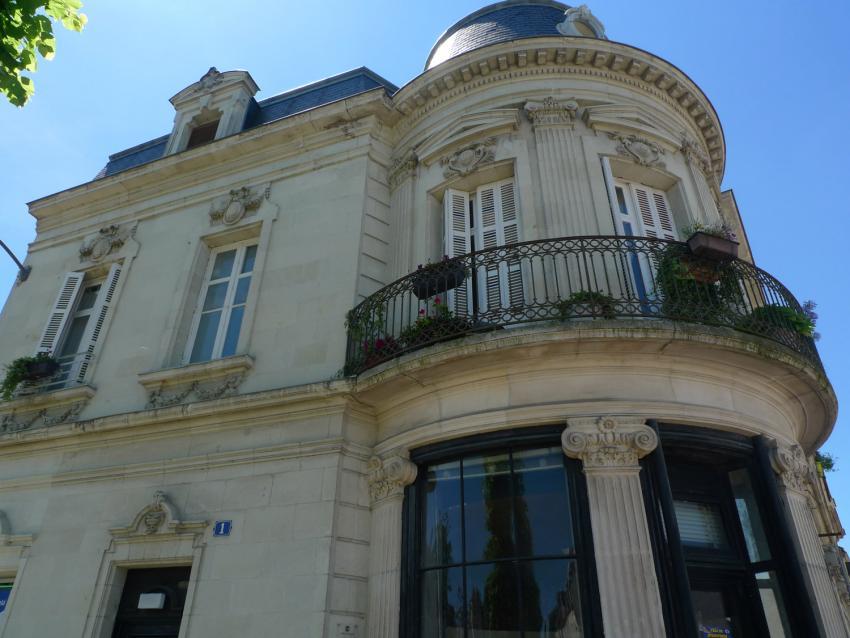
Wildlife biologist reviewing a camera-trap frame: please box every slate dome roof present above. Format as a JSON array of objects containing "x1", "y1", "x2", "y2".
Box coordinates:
[{"x1": 425, "y1": 0, "x2": 571, "y2": 70}]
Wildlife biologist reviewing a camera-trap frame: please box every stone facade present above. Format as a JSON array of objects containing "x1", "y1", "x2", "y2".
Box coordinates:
[{"x1": 0, "y1": 2, "x2": 843, "y2": 637}]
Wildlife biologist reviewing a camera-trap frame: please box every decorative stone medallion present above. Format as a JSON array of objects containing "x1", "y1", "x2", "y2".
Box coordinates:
[
  {"x1": 79, "y1": 224, "x2": 130, "y2": 263},
  {"x1": 441, "y1": 138, "x2": 496, "y2": 178},
  {"x1": 608, "y1": 133, "x2": 665, "y2": 167},
  {"x1": 209, "y1": 185, "x2": 268, "y2": 226}
]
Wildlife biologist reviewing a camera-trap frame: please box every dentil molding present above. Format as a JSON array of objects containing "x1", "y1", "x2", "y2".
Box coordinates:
[
  {"x1": 367, "y1": 455, "x2": 417, "y2": 505},
  {"x1": 562, "y1": 415, "x2": 657, "y2": 469}
]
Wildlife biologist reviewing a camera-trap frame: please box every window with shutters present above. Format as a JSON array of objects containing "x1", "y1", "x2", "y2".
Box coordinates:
[
  {"x1": 185, "y1": 241, "x2": 258, "y2": 363},
  {"x1": 611, "y1": 179, "x2": 677, "y2": 240},
  {"x1": 33, "y1": 263, "x2": 123, "y2": 392},
  {"x1": 443, "y1": 177, "x2": 523, "y2": 314}
]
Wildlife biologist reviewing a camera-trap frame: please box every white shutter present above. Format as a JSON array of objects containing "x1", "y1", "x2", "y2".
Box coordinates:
[
  {"x1": 474, "y1": 178, "x2": 523, "y2": 310},
  {"x1": 631, "y1": 184, "x2": 676, "y2": 240},
  {"x1": 36, "y1": 272, "x2": 85, "y2": 354},
  {"x1": 74, "y1": 262, "x2": 122, "y2": 383},
  {"x1": 444, "y1": 189, "x2": 471, "y2": 314}
]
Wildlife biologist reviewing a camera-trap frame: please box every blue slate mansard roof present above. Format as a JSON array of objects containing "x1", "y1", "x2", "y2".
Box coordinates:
[
  {"x1": 98, "y1": 67, "x2": 398, "y2": 179},
  {"x1": 425, "y1": 0, "x2": 570, "y2": 70}
]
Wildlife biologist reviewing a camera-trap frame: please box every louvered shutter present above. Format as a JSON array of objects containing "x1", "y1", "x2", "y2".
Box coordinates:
[
  {"x1": 444, "y1": 189, "x2": 471, "y2": 314},
  {"x1": 631, "y1": 184, "x2": 676, "y2": 240},
  {"x1": 36, "y1": 272, "x2": 85, "y2": 354},
  {"x1": 74, "y1": 262, "x2": 122, "y2": 383},
  {"x1": 474, "y1": 179, "x2": 523, "y2": 311}
]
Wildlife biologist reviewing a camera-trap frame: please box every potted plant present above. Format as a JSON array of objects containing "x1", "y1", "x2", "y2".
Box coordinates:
[
  {"x1": 684, "y1": 222, "x2": 739, "y2": 261},
  {"x1": 412, "y1": 256, "x2": 468, "y2": 300},
  {"x1": 737, "y1": 304, "x2": 816, "y2": 342},
  {"x1": 556, "y1": 290, "x2": 617, "y2": 320},
  {"x1": 399, "y1": 297, "x2": 474, "y2": 348},
  {"x1": 1, "y1": 353, "x2": 60, "y2": 400}
]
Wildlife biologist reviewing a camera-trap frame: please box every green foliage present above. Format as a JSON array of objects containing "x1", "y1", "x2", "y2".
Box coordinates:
[
  {"x1": 398, "y1": 297, "x2": 473, "y2": 348},
  {"x1": 681, "y1": 221, "x2": 737, "y2": 241},
  {"x1": 654, "y1": 244, "x2": 741, "y2": 323},
  {"x1": 816, "y1": 451, "x2": 837, "y2": 473},
  {"x1": 1, "y1": 352, "x2": 58, "y2": 400},
  {"x1": 738, "y1": 304, "x2": 816, "y2": 339},
  {"x1": 0, "y1": 0, "x2": 87, "y2": 106},
  {"x1": 556, "y1": 290, "x2": 617, "y2": 320}
]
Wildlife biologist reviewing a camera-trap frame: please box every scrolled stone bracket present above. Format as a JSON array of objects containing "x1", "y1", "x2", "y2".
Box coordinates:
[
  {"x1": 770, "y1": 440, "x2": 816, "y2": 499},
  {"x1": 367, "y1": 455, "x2": 417, "y2": 505},
  {"x1": 562, "y1": 415, "x2": 657, "y2": 470}
]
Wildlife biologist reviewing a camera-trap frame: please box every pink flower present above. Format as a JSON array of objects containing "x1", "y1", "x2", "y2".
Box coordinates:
[
  {"x1": 434, "y1": 296, "x2": 441, "y2": 304},
  {"x1": 419, "y1": 309, "x2": 426, "y2": 315},
  {"x1": 374, "y1": 338, "x2": 386, "y2": 350}
]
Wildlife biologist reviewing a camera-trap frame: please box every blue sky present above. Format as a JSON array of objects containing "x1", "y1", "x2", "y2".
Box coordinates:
[{"x1": 1, "y1": 1, "x2": 850, "y2": 525}]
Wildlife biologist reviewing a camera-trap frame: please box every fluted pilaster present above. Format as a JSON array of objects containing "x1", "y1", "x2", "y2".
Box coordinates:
[
  {"x1": 366, "y1": 455, "x2": 417, "y2": 638},
  {"x1": 771, "y1": 441, "x2": 848, "y2": 637},
  {"x1": 562, "y1": 416, "x2": 666, "y2": 637}
]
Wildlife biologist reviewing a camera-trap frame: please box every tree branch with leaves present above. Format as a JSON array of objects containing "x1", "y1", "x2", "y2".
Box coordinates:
[{"x1": 0, "y1": 0, "x2": 86, "y2": 106}]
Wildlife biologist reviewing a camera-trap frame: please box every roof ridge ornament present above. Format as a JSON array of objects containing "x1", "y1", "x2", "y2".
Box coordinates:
[
  {"x1": 557, "y1": 5, "x2": 607, "y2": 39},
  {"x1": 197, "y1": 66, "x2": 222, "y2": 91}
]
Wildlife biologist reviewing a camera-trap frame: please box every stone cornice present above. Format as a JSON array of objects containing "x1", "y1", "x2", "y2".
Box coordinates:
[
  {"x1": 562, "y1": 415, "x2": 657, "y2": 470},
  {"x1": 393, "y1": 36, "x2": 724, "y2": 180},
  {"x1": 27, "y1": 90, "x2": 397, "y2": 232}
]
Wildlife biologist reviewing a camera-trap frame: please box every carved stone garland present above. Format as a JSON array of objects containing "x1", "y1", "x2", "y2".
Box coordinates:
[
  {"x1": 146, "y1": 372, "x2": 247, "y2": 409},
  {"x1": 562, "y1": 415, "x2": 658, "y2": 469},
  {"x1": 209, "y1": 184, "x2": 269, "y2": 227},
  {"x1": 440, "y1": 138, "x2": 496, "y2": 178},
  {"x1": 608, "y1": 132, "x2": 666, "y2": 168},
  {"x1": 79, "y1": 224, "x2": 132, "y2": 263}
]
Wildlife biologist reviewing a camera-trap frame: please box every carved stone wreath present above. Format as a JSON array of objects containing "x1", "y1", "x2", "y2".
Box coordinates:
[
  {"x1": 209, "y1": 185, "x2": 268, "y2": 226},
  {"x1": 608, "y1": 133, "x2": 665, "y2": 167},
  {"x1": 441, "y1": 138, "x2": 496, "y2": 178},
  {"x1": 79, "y1": 224, "x2": 130, "y2": 263}
]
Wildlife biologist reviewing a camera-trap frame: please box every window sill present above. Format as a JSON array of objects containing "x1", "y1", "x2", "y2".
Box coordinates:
[
  {"x1": 137, "y1": 355, "x2": 253, "y2": 409},
  {"x1": 0, "y1": 384, "x2": 95, "y2": 433}
]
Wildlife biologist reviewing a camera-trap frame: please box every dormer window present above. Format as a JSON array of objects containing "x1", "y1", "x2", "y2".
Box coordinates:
[{"x1": 185, "y1": 117, "x2": 220, "y2": 150}]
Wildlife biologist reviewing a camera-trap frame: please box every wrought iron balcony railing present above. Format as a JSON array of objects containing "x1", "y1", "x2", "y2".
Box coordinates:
[{"x1": 344, "y1": 235, "x2": 821, "y2": 375}]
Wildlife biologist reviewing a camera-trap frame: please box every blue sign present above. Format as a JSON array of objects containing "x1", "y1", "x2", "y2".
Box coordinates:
[
  {"x1": 0, "y1": 586, "x2": 11, "y2": 614},
  {"x1": 213, "y1": 520, "x2": 232, "y2": 537}
]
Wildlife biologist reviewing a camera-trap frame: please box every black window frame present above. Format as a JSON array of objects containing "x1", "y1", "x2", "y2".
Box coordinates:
[{"x1": 401, "y1": 426, "x2": 603, "y2": 638}]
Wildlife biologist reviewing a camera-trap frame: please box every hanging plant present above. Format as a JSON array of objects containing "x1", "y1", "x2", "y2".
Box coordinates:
[{"x1": 1, "y1": 353, "x2": 60, "y2": 401}]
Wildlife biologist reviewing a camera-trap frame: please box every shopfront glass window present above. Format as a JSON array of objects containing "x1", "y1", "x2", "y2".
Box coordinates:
[{"x1": 418, "y1": 446, "x2": 585, "y2": 638}]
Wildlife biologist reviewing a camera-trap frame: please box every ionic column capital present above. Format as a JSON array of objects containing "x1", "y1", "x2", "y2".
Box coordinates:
[
  {"x1": 562, "y1": 416, "x2": 657, "y2": 471},
  {"x1": 770, "y1": 440, "x2": 815, "y2": 499},
  {"x1": 367, "y1": 455, "x2": 417, "y2": 505},
  {"x1": 524, "y1": 97, "x2": 578, "y2": 128}
]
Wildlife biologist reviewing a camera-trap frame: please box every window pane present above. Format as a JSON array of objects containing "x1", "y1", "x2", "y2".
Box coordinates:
[
  {"x1": 59, "y1": 315, "x2": 90, "y2": 356},
  {"x1": 464, "y1": 454, "x2": 514, "y2": 562},
  {"x1": 513, "y1": 448, "x2": 574, "y2": 557},
  {"x1": 241, "y1": 245, "x2": 258, "y2": 274},
  {"x1": 221, "y1": 306, "x2": 244, "y2": 357},
  {"x1": 77, "y1": 284, "x2": 101, "y2": 311},
  {"x1": 729, "y1": 468, "x2": 771, "y2": 563},
  {"x1": 615, "y1": 187, "x2": 629, "y2": 216},
  {"x1": 466, "y1": 562, "x2": 521, "y2": 636},
  {"x1": 233, "y1": 276, "x2": 251, "y2": 305},
  {"x1": 674, "y1": 500, "x2": 729, "y2": 550},
  {"x1": 692, "y1": 589, "x2": 734, "y2": 637},
  {"x1": 756, "y1": 571, "x2": 792, "y2": 638},
  {"x1": 210, "y1": 250, "x2": 236, "y2": 280},
  {"x1": 421, "y1": 567, "x2": 464, "y2": 638},
  {"x1": 520, "y1": 559, "x2": 583, "y2": 637},
  {"x1": 189, "y1": 311, "x2": 221, "y2": 362},
  {"x1": 202, "y1": 282, "x2": 228, "y2": 311},
  {"x1": 422, "y1": 461, "x2": 462, "y2": 568}
]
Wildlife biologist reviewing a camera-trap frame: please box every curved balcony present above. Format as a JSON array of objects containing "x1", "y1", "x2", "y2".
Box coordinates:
[{"x1": 344, "y1": 236, "x2": 821, "y2": 375}]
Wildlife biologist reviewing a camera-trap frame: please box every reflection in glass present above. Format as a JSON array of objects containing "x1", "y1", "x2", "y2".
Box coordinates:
[
  {"x1": 692, "y1": 589, "x2": 734, "y2": 637},
  {"x1": 59, "y1": 316, "x2": 90, "y2": 356},
  {"x1": 674, "y1": 500, "x2": 729, "y2": 550},
  {"x1": 512, "y1": 448, "x2": 574, "y2": 557},
  {"x1": 189, "y1": 311, "x2": 221, "y2": 362},
  {"x1": 466, "y1": 562, "x2": 521, "y2": 636},
  {"x1": 422, "y1": 461, "x2": 462, "y2": 567},
  {"x1": 756, "y1": 571, "x2": 792, "y2": 638},
  {"x1": 464, "y1": 454, "x2": 514, "y2": 562},
  {"x1": 730, "y1": 468, "x2": 772, "y2": 563},
  {"x1": 234, "y1": 276, "x2": 252, "y2": 305},
  {"x1": 421, "y1": 567, "x2": 463, "y2": 638},
  {"x1": 241, "y1": 245, "x2": 258, "y2": 273},
  {"x1": 221, "y1": 306, "x2": 244, "y2": 357},
  {"x1": 522, "y1": 560, "x2": 582, "y2": 638},
  {"x1": 202, "y1": 282, "x2": 228, "y2": 311},
  {"x1": 77, "y1": 284, "x2": 101, "y2": 310},
  {"x1": 211, "y1": 250, "x2": 236, "y2": 279}
]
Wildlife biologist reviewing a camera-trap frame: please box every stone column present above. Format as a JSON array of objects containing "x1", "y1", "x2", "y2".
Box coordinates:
[
  {"x1": 525, "y1": 98, "x2": 598, "y2": 237},
  {"x1": 366, "y1": 455, "x2": 418, "y2": 638},
  {"x1": 771, "y1": 441, "x2": 848, "y2": 637},
  {"x1": 562, "y1": 416, "x2": 667, "y2": 637}
]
